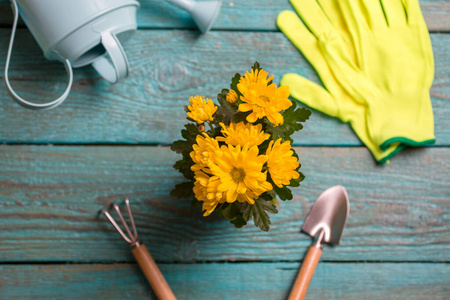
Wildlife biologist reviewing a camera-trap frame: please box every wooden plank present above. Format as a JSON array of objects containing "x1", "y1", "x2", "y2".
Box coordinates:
[
  {"x1": 0, "y1": 31, "x2": 449, "y2": 145},
  {"x1": 0, "y1": 145, "x2": 448, "y2": 262},
  {"x1": 0, "y1": 0, "x2": 448, "y2": 31},
  {"x1": 0, "y1": 262, "x2": 448, "y2": 299}
]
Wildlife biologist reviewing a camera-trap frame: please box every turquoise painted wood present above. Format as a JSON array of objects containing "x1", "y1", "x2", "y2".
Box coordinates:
[
  {"x1": 0, "y1": 146, "x2": 448, "y2": 262},
  {"x1": 0, "y1": 31, "x2": 449, "y2": 145},
  {"x1": 0, "y1": 263, "x2": 448, "y2": 299},
  {"x1": 0, "y1": 0, "x2": 448, "y2": 31},
  {"x1": 0, "y1": 0, "x2": 449, "y2": 298}
]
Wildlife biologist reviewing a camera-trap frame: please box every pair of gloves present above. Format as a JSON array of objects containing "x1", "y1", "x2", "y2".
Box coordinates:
[{"x1": 277, "y1": 0, "x2": 435, "y2": 163}]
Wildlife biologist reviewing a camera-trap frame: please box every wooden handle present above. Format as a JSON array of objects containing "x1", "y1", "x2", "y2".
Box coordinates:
[
  {"x1": 132, "y1": 244, "x2": 177, "y2": 300},
  {"x1": 288, "y1": 245, "x2": 322, "y2": 300}
]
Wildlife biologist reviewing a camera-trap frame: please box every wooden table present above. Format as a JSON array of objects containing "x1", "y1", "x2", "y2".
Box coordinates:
[{"x1": 0, "y1": 1, "x2": 449, "y2": 299}]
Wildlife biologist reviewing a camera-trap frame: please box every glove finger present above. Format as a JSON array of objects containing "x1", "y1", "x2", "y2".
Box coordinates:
[
  {"x1": 277, "y1": 10, "x2": 317, "y2": 53},
  {"x1": 281, "y1": 73, "x2": 339, "y2": 117},
  {"x1": 401, "y1": 0, "x2": 433, "y2": 74},
  {"x1": 318, "y1": 0, "x2": 362, "y2": 65},
  {"x1": 336, "y1": 0, "x2": 387, "y2": 29},
  {"x1": 358, "y1": 0, "x2": 388, "y2": 29},
  {"x1": 317, "y1": 0, "x2": 348, "y2": 32},
  {"x1": 289, "y1": 0, "x2": 335, "y2": 39},
  {"x1": 318, "y1": 33, "x2": 375, "y2": 105},
  {"x1": 403, "y1": 0, "x2": 426, "y2": 26},
  {"x1": 380, "y1": 0, "x2": 407, "y2": 26},
  {"x1": 277, "y1": 11, "x2": 335, "y2": 85}
]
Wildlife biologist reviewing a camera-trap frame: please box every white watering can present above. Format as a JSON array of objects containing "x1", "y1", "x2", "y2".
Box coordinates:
[{"x1": 4, "y1": 0, "x2": 221, "y2": 110}]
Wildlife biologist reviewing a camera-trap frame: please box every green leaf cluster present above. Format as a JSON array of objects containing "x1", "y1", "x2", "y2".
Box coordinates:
[
  {"x1": 265, "y1": 99, "x2": 311, "y2": 144},
  {"x1": 170, "y1": 123, "x2": 201, "y2": 180},
  {"x1": 216, "y1": 194, "x2": 278, "y2": 231}
]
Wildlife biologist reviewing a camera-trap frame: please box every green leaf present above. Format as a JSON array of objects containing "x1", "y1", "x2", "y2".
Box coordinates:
[
  {"x1": 215, "y1": 203, "x2": 225, "y2": 217},
  {"x1": 266, "y1": 101, "x2": 311, "y2": 143},
  {"x1": 230, "y1": 111, "x2": 251, "y2": 123},
  {"x1": 216, "y1": 88, "x2": 251, "y2": 125},
  {"x1": 171, "y1": 140, "x2": 190, "y2": 155},
  {"x1": 221, "y1": 202, "x2": 241, "y2": 220},
  {"x1": 289, "y1": 172, "x2": 305, "y2": 188},
  {"x1": 282, "y1": 101, "x2": 311, "y2": 132},
  {"x1": 241, "y1": 197, "x2": 278, "y2": 231},
  {"x1": 230, "y1": 73, "x2": 242, "y2": 97},
  {"x1": 173, "y1": 156, "x2": 194, "y2": 180},
  {"x1": 257, "y1": 138, "x2": 271, "y2": 155},
  {"x1": 290, "y1": 147, "x2": 299, "y2": 160},
  {"x1": 171, "y1": 123, "x2": 200, "y2": 154},
  {"x1": 230, "y1": 216, "x2": 247, "y2": 228},
  {"x1": 170, "y1": 181, "x2": 194, "y2": 198},
  {"x1": 218, "y1": 202, "x2": 248, "y2": 228},
  {"x1": 273, "y1": 185, "x2": 293, "y2": 200},
  {"x1": 260, "y1": 191, "x2": 276, "y2": 201},
  {"x1": 216, "y1": 89, "x2": 237, "y2": 125},
  {"x1": 182, "y1": 123, "x2": 201, "y2": 140},
  {"x1": 173, "y1": 154, "x2": 194, "y2": 180},
  {"x1": 191, "y1": 198, "x2": 203, "y2": 208},
  {"x1": 251, "y1": 61, "x2": 262, "y2": 72},
  {"x1": 265, "y1": 123, "x2": 292, "y2": 144},
  {"x1": 170, "y1": 123, "x2": 199, "y2": 179},
  {"x1": 217, "y1": 89, "x2": 230, "y2": 106},
  {"x1": 241, "y1": 203, "x2": 252, "y2": 222}
]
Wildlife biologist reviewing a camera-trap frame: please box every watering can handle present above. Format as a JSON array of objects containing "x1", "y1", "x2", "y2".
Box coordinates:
[
  {"x1": 91, "y1": 31, "x2": 129, "y2": 84},
  {"x1": 3, "y1": 0, "x2": 73, "y2": 110}
]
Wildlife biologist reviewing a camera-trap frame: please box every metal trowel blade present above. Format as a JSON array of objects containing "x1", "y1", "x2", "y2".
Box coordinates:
[{"x1": 301, "y1": 185, "x2": 349, "y2": 245}]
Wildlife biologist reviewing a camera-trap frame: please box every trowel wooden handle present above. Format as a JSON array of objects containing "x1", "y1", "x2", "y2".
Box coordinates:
[
  {"x1": 132, "y1": 244, "x2": 177, "y2": 300},
  {"x1": 288, "y1": 245, "x2": 322, "y2": 300}
]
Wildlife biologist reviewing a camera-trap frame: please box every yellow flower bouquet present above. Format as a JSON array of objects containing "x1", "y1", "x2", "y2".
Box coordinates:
[{"x1": 171, "y1": 62, "x2": 311, "y2": 231}]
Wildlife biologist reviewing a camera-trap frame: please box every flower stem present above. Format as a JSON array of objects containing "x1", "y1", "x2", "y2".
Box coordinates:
[{"x1": 207, "y1": 121, "x2": 214, "y2": 132}]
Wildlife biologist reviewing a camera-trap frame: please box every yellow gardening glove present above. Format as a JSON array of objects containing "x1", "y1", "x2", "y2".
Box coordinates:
[
  {"x1": 277, "y1": 8, "x2": 402, "y2": 163},
  {"x1": 285, "y1": 0, "x2": 435, "y2": 151}
]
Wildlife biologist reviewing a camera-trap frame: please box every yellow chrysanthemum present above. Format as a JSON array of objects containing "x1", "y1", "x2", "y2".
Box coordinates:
[
  {"x1": 193, "y1": 170, "x2": 225, "y2": 216},
  {"x1": 266, "y1": 139, "x2": 300, "y2": 188},
  {"x1": 208, "y1": 144, "x2": 272, "y2": 205},
  {"x1": 239, "y1": 68, "x2": 273, "y2": 88},
  {"x1": 190, "y1": 133, "x2": 219, "y2": 172},
  {"x1": 226, "y1": 90, "x2": 238, "y2": 104},
  {"x1": 216, "y1": 122, "x2": 270, "y2": 148},
  {"x1": 237, "y1": 69, "x2": 291, "y2": 126},
  {"x1": 187, "y1": 95, "x2": 218, "y2": 124}
]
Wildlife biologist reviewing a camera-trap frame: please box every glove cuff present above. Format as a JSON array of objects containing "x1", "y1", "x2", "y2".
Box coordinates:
[{"x1": 367, "y1": 89, "x2": 435, "y2": 151}]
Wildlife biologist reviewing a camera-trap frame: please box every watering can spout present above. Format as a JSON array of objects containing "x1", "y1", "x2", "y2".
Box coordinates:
[{"x1": 166, "y1": 0, "x2": 221, "y2": 33}]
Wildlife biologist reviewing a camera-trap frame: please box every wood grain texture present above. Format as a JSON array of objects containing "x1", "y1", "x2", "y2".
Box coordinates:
[
  {"x1": 0, "y1": 31, "x2": 449, "y2": 145},
  {"x1": 0, "y1": 0, "x2": 448, "y2": 31},
  {"x1": 0, "y1": 263, "x2": 448, "y2": 300},
  {"x1": 0, "y1": 146, "x2": 448, "y2": 263},
  {"x1": 0, "y1": 0, "x2": 448, "y2": 297}
]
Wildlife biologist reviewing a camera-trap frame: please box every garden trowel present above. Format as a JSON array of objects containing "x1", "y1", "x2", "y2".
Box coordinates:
[{"x1": 289, "y1": 185, "x2": 349, "y2": 300}]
